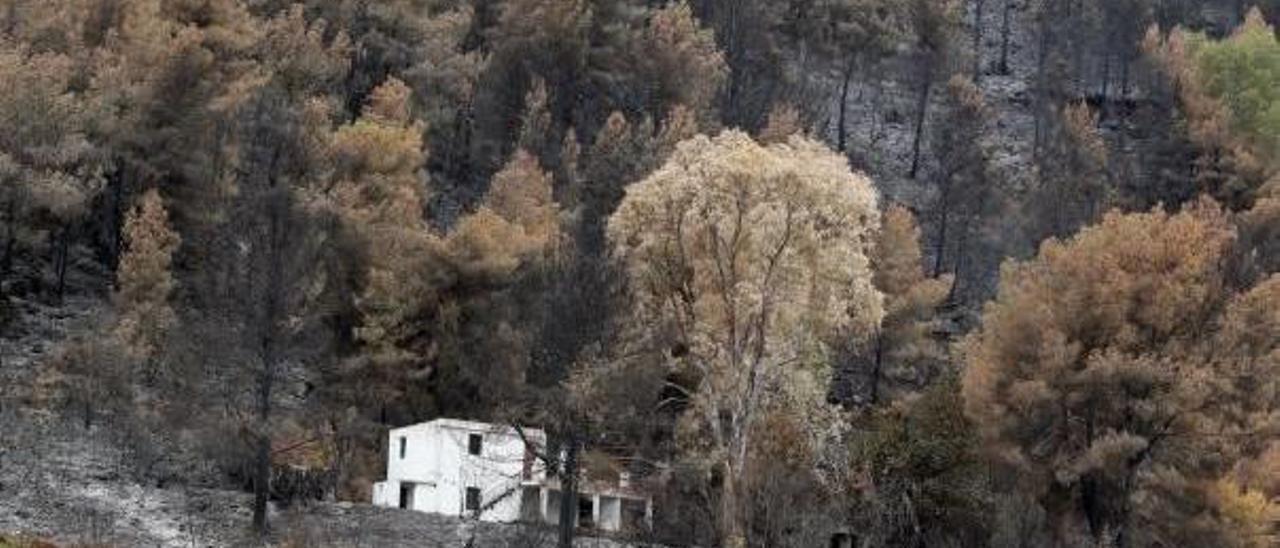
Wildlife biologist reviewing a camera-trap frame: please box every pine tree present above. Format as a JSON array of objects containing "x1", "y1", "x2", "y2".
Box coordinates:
[
  {"x1": 113, "y1": 189, "x2": 179, "y2": 359},
  {"x1": 930, "y1": 76, "x2": 999, "y2": 295},
  {"x1": 328, "y1": 78, "x2": 437, "y2": 371},
  {"x1": 962, "y1": 200, "x2": 1279, "y2": 545},
  {"x1": 906, "y1": 0, "x2": 962, "y2": 179},
  {"x1": 0, "y1": 45, "x2": 105, "y2": 298},
  {"x1": 820, "y1": 0, "x2": 904, "y2": 152},
  {"x1": 1033, "y1": 101, "x2": 1108, "y2": 240},
  {"x1": 631, "y1": 1, "x2": 727, "y2": 126},
  {"x1": 1143, "y1": 12, "x2": 1280, "y2": 208},
  {"x1": 483, "y1": 149, "x2": 559, "y2": 248},
  {"x1": 860, "y1": 205, "x2": 952, "y2": 404}
]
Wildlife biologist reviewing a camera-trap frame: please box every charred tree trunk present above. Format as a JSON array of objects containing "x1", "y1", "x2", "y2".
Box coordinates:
[
  {"x1": 106, "y1": 163, "x2": 125, "y2": 274},
  {"x1": 54, "y1": 225, "x2": 71, "y2": 304},
  {"x1": 909, "y1": 74, "x2": 933, "y2": 179},
  {"x1": 82, "y1": 397, "x2": 93, "y2": 430},
  {"x1": 837, "y1": 57, "x2": 855, "y2": 153},
  {"x1": 1120, "y1": 52, "x2": 1132, "y2": 99},
  {"x1": 1100, "y1": 50, "x2": 1111, "y2": 107},
  {"x1": 998, "y1": 0, "x2": 1014, "y2": 74},
  {"x1": 973, "y1": 0, "x2": 987, "y2": 81},
  {"x1": 1033, "y1": 6, "x2": 1054, "y2": 159},
  {"x1": 933, "y1": 199, "x2": 951, "y2": 278},
  {"x1": 252, "y1": 355, "x2": 275, "y2": 533},
  {"x1": 2, "y1": 195, "x2": 15, "y2": 279},
  {"x1": 252, "y1": 187, "x2": 288, "y2": 535},
  {"x1": 949, "y1": 202, "x2": 982, "y2": 304},
  {"x1": 869, "y1": 332, "x2": 885, "y2": 405},
  {"x1": 557, "y1": 436, "x2": 580, "y2": 548}
]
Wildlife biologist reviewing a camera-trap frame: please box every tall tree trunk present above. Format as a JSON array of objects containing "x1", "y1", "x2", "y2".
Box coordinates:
[
  {"x1": 837, "y1": 57, "x2": 855, "y2": 153},
  {"x1": 253, "y1": 190, "x2": 287, "y2": 535},
  {"x1": 557, "y1": 436, "x2": 580, "y2": 548},
  {"x1": 1120, "y1": 53, "x2": 1131, "y2": 99},
  {"x1": 999, "y1": 0, "x2": 1013, "y2": 74},
  {"x1": 252, "y1": 325, "x2": 277, "y2": 533},
  {"x1": 2, "y1": 196, "x2": 15, "y2": 279},
  {"x1": 107, "y1": 164, "x2": 124, "y2": 274},
  {"x1": 82, "y1": 397, "x2": 93, "y2": 430},
  {"x1": 1100, "y1": 50, "x2": 1111, "y2": 106},
  {"x1": 909, "y1": 72, "x2": 933, "y2": 179},
  {"x1": 973, "y1": 0, "x2": 987, "y2": 81},
  {"x1": 869, "y1": 332, "x2": 885, "y2": 405},
  {"x1": 868, "y1": 72, "x2": 884, "y2": 145},
  {"x1": 54, "y1": 225, "x2": 70, "y2": 304},
  {"x1": 719, "y1": 467, "x2": 745, "y2": 548},
  {"x1": 933, "y1": 199, "x2": 951, "y2": 278},
  {"x1": 723, "y1": 0, "x2": 743, "y2": 124},
  {"x1": 1080, "y1": 475, "x2": 1107, "y2": 543},
  {"x1": 1033, "y1": 6, "x2": 1053, "y2": 159},
  {"x1": 950, "y1": 200, "x2": 983, "y2": 303},
  {"x1": 252, "y1": 371, "x2": 273, "y2": 533}
]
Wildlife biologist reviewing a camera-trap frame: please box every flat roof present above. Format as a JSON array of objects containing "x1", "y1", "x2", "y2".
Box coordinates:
[{"x1": 389, "y1": 418, "x2": 547, "y2": 441}]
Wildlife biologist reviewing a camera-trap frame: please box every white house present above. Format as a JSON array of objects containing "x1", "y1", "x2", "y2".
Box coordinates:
[{"x1": 372, "y1": 418, "x2": 652, "y2": 533}]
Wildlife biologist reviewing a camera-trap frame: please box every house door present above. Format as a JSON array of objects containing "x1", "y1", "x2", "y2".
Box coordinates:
[{"x1": 399, "y1": 483, "x2": 414, "y2": 509}]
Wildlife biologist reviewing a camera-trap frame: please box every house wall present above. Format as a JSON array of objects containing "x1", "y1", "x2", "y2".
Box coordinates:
[{"x1": 373, "y1": 420, "x2": 545, "y2": 523}]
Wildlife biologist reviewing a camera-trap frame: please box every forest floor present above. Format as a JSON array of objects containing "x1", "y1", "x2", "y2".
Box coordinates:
[
  {"x1": 0, "y1": 429, "x2": 643, "y2": 548},
  {"x1": 0, "y1": 269, "x2": 644, "y2": 546},
  {"x1": 819, "y1": 0, "x2": 1046, "y2": 307},
  {"x1": 0, "y1": 413, "x2": 642, "y2": 547}
]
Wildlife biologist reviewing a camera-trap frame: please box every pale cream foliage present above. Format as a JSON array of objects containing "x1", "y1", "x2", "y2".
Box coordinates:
[
  {"x1": 610, "y1": 131, "x2": 883, "y2": 354},
  {"x1": 608, "y1": 130, "x2": 881, "y2": 542}
]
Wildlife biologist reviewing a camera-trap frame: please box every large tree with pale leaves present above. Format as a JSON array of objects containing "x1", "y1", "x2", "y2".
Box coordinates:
[{"x1": 607, "y1": 130, "x2": 882, "y2": 546}]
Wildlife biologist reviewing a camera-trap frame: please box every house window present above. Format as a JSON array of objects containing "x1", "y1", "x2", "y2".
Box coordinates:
[
  {"x1": 398, "y1": 436, "x2": 406, "y2": 459},
  {"x1": 468, "y1": 433, "x2": 483, "y2": 456},
  {"x1": 465, "y1": 487, "x2": 482, "y2": 512}
]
